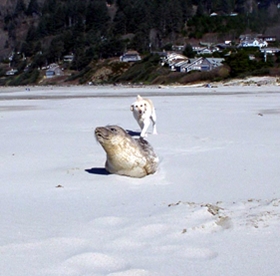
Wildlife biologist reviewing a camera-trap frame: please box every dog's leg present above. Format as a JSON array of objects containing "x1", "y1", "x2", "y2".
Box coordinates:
[
  {"x1": 140, "y1": 120, "x2": 150, "y2": 137},
  {"x1": 150, "y1": 110, "x2": 157, "y2": 135}
]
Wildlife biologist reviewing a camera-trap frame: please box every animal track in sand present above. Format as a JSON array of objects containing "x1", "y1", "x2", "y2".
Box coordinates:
[{"x1": 168, "y1": 198, "x2": 280, "y2": 233}]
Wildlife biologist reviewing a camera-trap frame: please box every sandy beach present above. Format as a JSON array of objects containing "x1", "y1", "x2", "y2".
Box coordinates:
[{"x1": 1, "y1": 82, "x2": 280, "y2": 275}]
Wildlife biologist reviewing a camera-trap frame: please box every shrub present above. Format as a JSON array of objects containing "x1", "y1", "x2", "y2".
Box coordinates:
[{"x1": 8, "y1": 69, "x2": 40, "y2": 86}]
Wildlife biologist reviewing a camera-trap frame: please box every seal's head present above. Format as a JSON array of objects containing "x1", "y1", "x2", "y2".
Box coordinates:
[
  {"x1": 95, "y1": 125, "x2": 127, "y2": 148},
  {"x1": 95, "y1": 125, "x2": 158, "y2": 178}
]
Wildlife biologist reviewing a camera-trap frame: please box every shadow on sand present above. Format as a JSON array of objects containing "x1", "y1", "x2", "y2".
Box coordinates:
[
  {"x1": 126, "y1": 129, "x2": 140, "y2": 137},
  {"x1": 85, "y1": 167, "x2": 110, "y2": 175}
]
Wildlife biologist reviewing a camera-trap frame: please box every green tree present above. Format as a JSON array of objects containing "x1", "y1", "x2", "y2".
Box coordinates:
[
  {"x1": 225, "y1": 51, "x2": 250, "y2": 77},
  {"x1": 130, "y1": 30, "x2": 150, "y2": 53},
  {"x1": 181, "y1": 0, "x2": 194, "y2": 20},
  {"x1": 86, "y1": 0, "x2": 110, "y2": 32},
  {"x1": 235, "y1": 0, "x2": 246, "y2": 13},
  {"x1": 183, "y1": 44, "x2": 195, "y2": 58},
  {"x1": 42, "y1": 0, "x2": 57, "y2": 14},
  {"x1": 14, "y1": 0, "x2": 26, "y2": 16},
  {"x1": 275, "y1": 52, "x2": 280, "y2": 63},
  {"x1": 53, "y1": 3, "x2": 67, "y2": 30},
  {"x1": 7, "y1": 21, "x2": 16, "y2": 41},
  {"x1": 71, "y1": 47, "x2": 91, "y2": 71},
  {"x1": 26, "y1": 24, "x2": 38, "y2": 42},
  {"x1": 26, "y1": 0, "x2": 39, "y2": 16},
  {"x1": 66, "y1": 0, "x2": 87, "y2": 27},
  {"x1": 32, "y1": 53, "x2": 47, "y2": 69},
  {"x1": 224, "y1": 50, "x2": 270, "y2": 77},
  {"x1": 212, "y1": 0, "x2": 233, "y2": 14},
  {"x1": 61, "y1": 30, "x2": 76, "y2": 54},
  {"x1": 113, "y1": 10, "x2": 127, "y2": 35},
  {"x1": 48, "y1": 37, "x2": 65, "y2": 62},
  {"x1": 36, "y1": 17, "x2": 48, "y2": 38},
  {"x1": 165, "y1": 0, "x2": 183, "y2": 34},
  {"x1": 196, "y1": 2, "x2": 205, "y2": 16}
]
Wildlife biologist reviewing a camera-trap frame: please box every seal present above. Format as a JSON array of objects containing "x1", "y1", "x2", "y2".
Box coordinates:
[{"x1": 95, "y1": 125, "x2": 158, "y2": 178}]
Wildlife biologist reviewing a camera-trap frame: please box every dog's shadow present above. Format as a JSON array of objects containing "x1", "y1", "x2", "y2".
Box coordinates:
[
  {"x1": 126, "y1": 129, "x2": 141, "y2": 137},
  {"x1": 85, "y1": 167, "x2": 110, "y2": 175}
]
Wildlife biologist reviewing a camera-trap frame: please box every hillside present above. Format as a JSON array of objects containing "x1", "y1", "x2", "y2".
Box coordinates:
[{"x1": 0, "y1": 0, "x2": 280, "y2": 86}]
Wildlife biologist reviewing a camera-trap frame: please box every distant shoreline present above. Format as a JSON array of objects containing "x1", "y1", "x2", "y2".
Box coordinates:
[{"x1": 0, "y1": 76, "x2": 280, "y2": 101}]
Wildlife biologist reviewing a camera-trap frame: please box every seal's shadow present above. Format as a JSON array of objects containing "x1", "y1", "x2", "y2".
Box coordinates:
[{"x1": 85, "y1": 167, "x2": 110, "y2": 175}]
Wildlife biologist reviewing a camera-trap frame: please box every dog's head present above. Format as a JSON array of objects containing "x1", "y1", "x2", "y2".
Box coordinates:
[{"x1": 130, "y1": 95, "x2": 147, "y2": 115}]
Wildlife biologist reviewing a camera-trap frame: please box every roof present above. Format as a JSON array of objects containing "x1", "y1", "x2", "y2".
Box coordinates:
[
  {"x1": 205, "y1": 58, "x2": 225, "y2": 66},
  {"x1": 172, "y1": 57, "x2": 225, "y2": 72}
]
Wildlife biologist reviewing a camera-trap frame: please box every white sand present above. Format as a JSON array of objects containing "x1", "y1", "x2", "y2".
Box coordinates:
[{"x1": 1, "y1": 84, "x2": 280, "y2": 276}]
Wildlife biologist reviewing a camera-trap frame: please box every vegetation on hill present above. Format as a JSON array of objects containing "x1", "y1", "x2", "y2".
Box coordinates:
[{"x1": 0, "y1": 0, "x2": 280, "y2": 85}]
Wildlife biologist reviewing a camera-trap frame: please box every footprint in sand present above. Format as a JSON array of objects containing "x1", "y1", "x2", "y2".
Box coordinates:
[{"x1": 61, "y1": 252, "x2": 128, "y2": 274}]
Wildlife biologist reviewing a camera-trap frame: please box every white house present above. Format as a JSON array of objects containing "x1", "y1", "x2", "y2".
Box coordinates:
[
  {"x1": 120, "y1": 51, "x2": 141, "y2": 62},
  {"x1": 192, "y1": 46, "x2": 217, "y2": 55},
  {"x1": 171, "y1": 60, "x2": 189, "y2": 72},
  {"x1": 63, "y1": 54, "x2": 74, "y2": 62},
  {"x1": 238, "y1": 38, "x2": 268, "y2": 48},
  {"x1": 6, "y1": 69, "x2": 18, "y2": 76},
  {"x1": 45, "y1": 64, "x2": 64, "y2": 78},
  {"x1": 173, "y1": 57, "x2": 224, "y2": 73},
  {"x1": 172, "y1": 45, "x2": 185, "y2": 51},
  {"x1": 161, "y1": 52, "x2": 188, "y2": 67},
  {"x1": 260, "y1": 47, "x2": 280, "y2": 54}
]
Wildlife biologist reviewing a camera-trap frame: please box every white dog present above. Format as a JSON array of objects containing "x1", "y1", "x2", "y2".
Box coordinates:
[{"x1": 130, "y1": 95, "x2": 157, "y2": 137}]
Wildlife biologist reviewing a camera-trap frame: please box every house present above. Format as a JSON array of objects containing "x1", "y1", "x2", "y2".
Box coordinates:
[
  {"x1": 257, "y1": 35, "x2": 276, "y2": 43},
  {"x1": 120, "y1": 51, "x2": 141, "y2": 62},
  {"x1": 216, "y1": 43, "x2": 230, "y2": 50},
  {"x1": 239, "y1": 34, "x2": 254, "y2": 41},
  {"x1": 260, "y1": 47, "x2": 280, "y2": 55},
  {"x1": 166, "y1": 52, "x2": 187, "y2": 62},
  {"x1": 238, "y1": 39, "x2": 267, "y2": 48},
  {"x1": 192, "y1": 46, "x2": 217, "y2": 55},
  {"x1": 198, "y1": 48, "x2": 213, "y2": 55},
  {"x1": 63, "y1": 54, "x2": 74, "y2": 62},
  {"x1": 174, "y1": 57, "x2": 224, "y2": 73},
  {"x1": 6, "y1": 69, "x2": 18, "y2": 76},
  {"x1": 171, "y1": 60, "x2": 189, "y2": 72},
  {"x1": 205, "y1": 58, "x2": 225, "y2": 68},
  {"x1": 172, "y1": 45, "x2": 185, "y2": 51},
  {"x1": 161, "y1": 52, "x2": 188, "y2": 67},
  {"x1": 238, "y1": 34, "x2": 268, "y2": 48},
  {"x1": 45, "y1": 64, "x2": 64, "y2": 78},
  {"x1": 249, "y1": 54, "x2": 256, "y2": 60}
]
